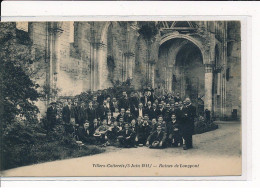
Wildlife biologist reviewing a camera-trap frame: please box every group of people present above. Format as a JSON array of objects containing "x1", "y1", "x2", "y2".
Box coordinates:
[{"x1": 46, "y1": 87, "x2": 196, "y2": 150}]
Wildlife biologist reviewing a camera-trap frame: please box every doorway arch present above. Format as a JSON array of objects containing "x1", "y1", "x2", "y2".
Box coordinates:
[{"x1": 157, "y1": 37, "x2": 205, "y2": 113}]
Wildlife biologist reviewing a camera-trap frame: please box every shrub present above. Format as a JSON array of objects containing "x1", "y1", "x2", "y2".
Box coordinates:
[
  {"x1": 194, "y1": 116, "x2": 218, "y2": 134},
  {"x1": 1, "y1": 118, "x2": 104, "y2": 170}
]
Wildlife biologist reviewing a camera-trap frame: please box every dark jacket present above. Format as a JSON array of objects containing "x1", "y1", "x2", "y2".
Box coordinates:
[
  {"x1": 110, "y1": 101, "x2": 119, "y2": 113},
  {"x1": 156, "y1": 108, "x2": 166, "y2": 118},
  {"x1": 167, "y1": 121, "x2": 180, "y2": 136},
  {"x1": 62, "y1": 105, "x2": 71, "y2": 123},
  {"x1": 147, "y1": 130, "x2": 167, "y2": 143},
  {"x1": 106, "y1": 116, "x2": 116, "y2": 125},
  {"x1": 98, "y1": 105, "x2": 109, "y2": 120},
  {"x1": 144, "y1": 106, "x2": 153, "y2": 119},
  {"x1": 75, "y1": 106, "x2": 87, "y2": 125},
  {"x1": 136, "y1": 122, "x2": 151, "y2": 139},
  {"x1": 180, "y1": 105, "x2": 196, "y2": 133},
  {"x1": 47, "y1": 106, "x2": 57, "y2": 124},
  {"x1": 119, "y1": 97, "x2": 130, "y2": 110},
  {"x1": 87, "y1": 107, "x2": 98, "y2": 123},
  {"x1": 118, "y1": 128, "x2": 136, "y2": 140}
]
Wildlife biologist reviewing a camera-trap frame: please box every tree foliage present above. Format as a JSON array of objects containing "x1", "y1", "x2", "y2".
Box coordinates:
[
  {"x1": 138, "y1": 22, "x2": 158, "y2": 41},
  {"x1": 0, "y1": 22, "x2": 40, "y2": 127}
]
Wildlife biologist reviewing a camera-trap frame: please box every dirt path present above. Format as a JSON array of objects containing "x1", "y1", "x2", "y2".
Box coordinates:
[{"x1": 2, "y1": 122, "x2": 241, "y2": 177}]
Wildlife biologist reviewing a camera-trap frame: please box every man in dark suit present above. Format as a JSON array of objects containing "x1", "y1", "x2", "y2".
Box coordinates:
[
  {"x1": 93, "y1": 119, "x2": 109, "y2": 144},
  {"x1": 106, "y1": 121, "x2": 120, "y2": 145},
  {"x1": 144, "y1": 101, "x2": 153, "y2": 118},
  {"x1": 106, "y1": 111, "x2": 115, "y2": 126},
  {"x1": 167, "y1": 114, "x2": 182, "y2": 147},
  {"x1": 174, "y1": 93, "x2": 181, "y2": 103},
  {"x1": 87, "y1": 101, "x2": 98, "y2": 123},
  {"x1": 156, "y1": 103, "x2": 166, "y2": 118},
  {"x1": 111, "y1": 97, "x2": 119, "y2": 113},
  {"x1": 46, "y1": 102, "x2": 57, "y2": 130},
  {"x1": 119, "y1": 91, "x2": 130, "y2": 110},
  {"x1": 97, "y1": 91, "x2": 104, "y2": 105},
  {"x1": 146, "y1": 125, "x2": 167, "y2": 149},
  {"x1": 150, "y1": 118, "x2": 157, "y2": 134},
  {"x1": 164, "y1": 103, "x2": 172, "y2": 123},
  {"x1": 98, "y1": 100, "x2": 110, "y2": 120},
  {"x1": 117, "y1": 123, "x2": 136, "y2": 148},
  {"x1": 174, "y1": 102, "x2": 182, "y2": 124},
  {"x1": 105, "y1": 96, "x2": 112, "y2": 111},
  {"x1": 133, "y1": 103, "x2": 145, "y2": 119},
  {"x1": 130, "y1": 119, "x2": 137, "y2": 133},
  {"x1": 76, "y1": 102, "x2": 87, "y2": 126},
  {"x1": 62, "y1": 101, "x2": 71, "y2": 124},
  {"x1": 135, "y1": 116, "x2": 151, "y2": 145},
  {"x1": 129, "y1": 92, "x2": 139, "y2": 114},
  {"x1": 144, "y1": 86, "x2": 154, "y2": 103},
  {"x1": 157, "y1": 116, "x2": 166, "y2": 132},
  {"x1": 89, "y1": 118, "x2": 99, "y2": 134},
  {"x1": 148, "y1": 103, "x2": 157, "y2": 120},
  {"x1": 141, "y1": 91, "x2": 149, "y2": 107},
  {"x1": 124, "y1": 109, "x2": 134, "y2": 123},
  {"x1": 92, "y1": 96, "x2": 99, "y2": 110},
  {"x1": 181, "y1": 98, "x2": 196, "y2": 150},
  {"x1": 116, "y1": 108, "x2": 126, "y2": 122}
]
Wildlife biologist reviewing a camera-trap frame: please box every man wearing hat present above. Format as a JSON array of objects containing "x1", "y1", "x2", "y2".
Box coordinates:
[{"x1": 146, "y1": 125, "x2": 167, "y2": 149}]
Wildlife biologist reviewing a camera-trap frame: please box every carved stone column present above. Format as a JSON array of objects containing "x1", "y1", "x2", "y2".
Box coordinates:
[
  {"x1": 204, "y1": 64, "x2": 214, "y2": 111},
  {"x1": 48, "y1": 22, "x2": 63, "y2": 100},
  {"x1": 124, "y1": 52, "x2": 135, "y2": 79},
  {"x1": 95, "y1": 42, "x2": 108, "y2": 90}
]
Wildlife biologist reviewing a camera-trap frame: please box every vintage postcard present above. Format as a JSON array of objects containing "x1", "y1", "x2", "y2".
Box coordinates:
[{"x1": 0, "y1": 19, "x2": 243, "y2": 177}]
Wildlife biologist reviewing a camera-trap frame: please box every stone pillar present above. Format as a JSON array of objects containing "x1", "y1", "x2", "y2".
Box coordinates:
[
  {"x1": 54, "y1": 22, "x2": 63, "y2": 94},
  {"x1": 150, "y1": 61, "x2": 156, "y2": 88},
  {"x1": 48, "y1": 22, "x2": 63, "y2": 101},
  {"x1": 95, "y1": 42, "x2": 109, "y2": 90},
  {"x1": 124, "y1": 52, "x2": 135, "y2": 79},
  {"x1": 204, "y1": 64, "x2": 214, "y2": 111}
]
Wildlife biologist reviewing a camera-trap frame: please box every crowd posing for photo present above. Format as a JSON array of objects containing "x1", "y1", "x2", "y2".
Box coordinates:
[{"x1": 46, "y1": 88, "x2": 197, "y2": 150}]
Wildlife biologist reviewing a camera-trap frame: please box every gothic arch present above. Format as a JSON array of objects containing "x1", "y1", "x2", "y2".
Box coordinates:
[{"x1": 159, "y1": 33, "x2": 208, "y2": 64}]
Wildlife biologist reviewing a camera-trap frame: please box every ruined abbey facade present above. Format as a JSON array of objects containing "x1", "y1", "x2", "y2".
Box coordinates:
[{"x1": 15, "y1": 21, "x2": 241, "y2": 119}]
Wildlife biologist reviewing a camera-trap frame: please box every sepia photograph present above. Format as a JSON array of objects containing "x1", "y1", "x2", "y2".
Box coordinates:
[{"x1": 0, "y1": 20, "x2": 242, "y2": 177}]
